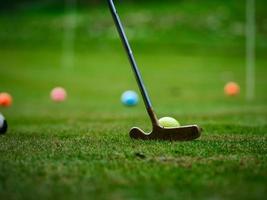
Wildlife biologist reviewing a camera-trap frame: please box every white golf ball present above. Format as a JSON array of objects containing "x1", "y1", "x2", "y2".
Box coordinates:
[
  {"x1": 121, "y1": 90, "x2": 139, "y2": 106},
  {"x1": 0, "y1": 113, "x2": 8, "y2": 134}
]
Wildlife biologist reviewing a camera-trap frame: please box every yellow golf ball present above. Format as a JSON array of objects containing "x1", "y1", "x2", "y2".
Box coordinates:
[{"x1": 159, "y1": 117, "x2": 180, "y2": 128}]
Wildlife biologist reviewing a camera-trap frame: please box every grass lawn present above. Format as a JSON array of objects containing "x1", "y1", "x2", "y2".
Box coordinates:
[{"x1": 0, "y1": 1, "x2": 267, "y2": 199}]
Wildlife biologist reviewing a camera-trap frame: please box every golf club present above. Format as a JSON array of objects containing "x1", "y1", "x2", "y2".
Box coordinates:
[{"x1": 108, "y1": 0, "x2": 201, "y2": 141}]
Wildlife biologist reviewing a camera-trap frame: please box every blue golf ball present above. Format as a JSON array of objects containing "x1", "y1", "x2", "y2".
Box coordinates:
[{"x1": 121, "y1": 90, "x2": 139, "y2": 106}]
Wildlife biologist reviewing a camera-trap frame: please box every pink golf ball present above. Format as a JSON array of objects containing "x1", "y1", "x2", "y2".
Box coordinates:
[{"x1": 50, "y1": 87, "x2": 67, "y2": 102}]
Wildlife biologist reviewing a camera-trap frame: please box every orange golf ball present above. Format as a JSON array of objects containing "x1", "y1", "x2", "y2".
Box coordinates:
[
  {"x1": 0, "y1": 92, "x2": 13, "y2": 107},
  {"x1": 224, "y1": 82, "x2": 240, "y2": 96}
]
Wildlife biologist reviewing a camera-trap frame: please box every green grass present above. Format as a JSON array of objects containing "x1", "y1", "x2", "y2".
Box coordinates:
[{"x1": 0, "y1": 1, "x2": 267, "y2": 199}]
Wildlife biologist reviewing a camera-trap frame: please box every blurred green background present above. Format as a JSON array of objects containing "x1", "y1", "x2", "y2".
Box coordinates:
[
  {"x1": 0, "y1": 1, "x2": 266, "y2": 96},
  {"x1": 1, "y1": 0, "x2": 267, "y2": 116}
]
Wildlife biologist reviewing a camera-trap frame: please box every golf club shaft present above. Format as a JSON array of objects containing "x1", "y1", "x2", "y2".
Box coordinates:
[{"x1": 108, "y1": 0, "x2": 158, "y2": 125}]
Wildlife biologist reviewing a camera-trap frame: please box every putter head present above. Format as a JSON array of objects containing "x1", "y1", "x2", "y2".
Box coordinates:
[{"x1": 129, "y1": 125, "x2": 201, "y2": 141}]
